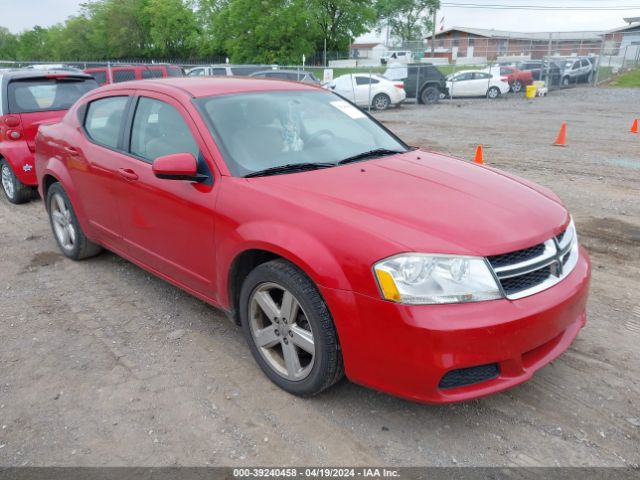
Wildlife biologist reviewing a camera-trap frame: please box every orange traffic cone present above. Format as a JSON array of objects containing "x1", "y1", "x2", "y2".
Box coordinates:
[
  {"x1": 631, "y1": 119, "x2": 639, "y2": 134},
  {"x1": 473, "y1": 145, "x2": 484, "y2": 165},
  {"x1": 553, "y1": 122, "x2": 567, "y2": 147}
]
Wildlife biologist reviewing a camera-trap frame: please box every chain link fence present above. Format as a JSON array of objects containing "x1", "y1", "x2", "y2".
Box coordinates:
[{"x1": 1, "y1": 34, "x2": 637, "y2": 112}]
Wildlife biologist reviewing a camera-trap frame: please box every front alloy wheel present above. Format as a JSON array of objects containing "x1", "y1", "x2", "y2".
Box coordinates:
[
  {"x1": 240, "y1": 259, "x2": 343, "y2": 396},
  {"x1": 249, "y1": 282, "x2": 315, "y2": 381}
]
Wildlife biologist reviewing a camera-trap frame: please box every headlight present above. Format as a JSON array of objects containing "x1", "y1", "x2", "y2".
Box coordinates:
[{"x1": 373, "y1": 254, "x2": 502, "y2": 305}]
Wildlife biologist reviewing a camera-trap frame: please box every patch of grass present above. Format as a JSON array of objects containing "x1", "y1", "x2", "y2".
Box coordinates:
[{"x1": 610, "y1": 68, "x2": 640, "y2": 87}]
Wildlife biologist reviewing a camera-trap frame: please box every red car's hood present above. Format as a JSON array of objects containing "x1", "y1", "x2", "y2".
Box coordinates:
[{"x1": 248, "y1": 150, "x2": 569, "y2": 256}]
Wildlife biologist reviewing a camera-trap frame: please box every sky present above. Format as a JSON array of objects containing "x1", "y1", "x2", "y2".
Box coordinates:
[{"x1": 1, "y1": 0, "x2": 639, "y2": 36}]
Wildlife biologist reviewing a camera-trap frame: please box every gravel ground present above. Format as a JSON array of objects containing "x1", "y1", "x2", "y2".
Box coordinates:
[{"x1": 0, "y1": 87, "x2": 639, "y2": 467}]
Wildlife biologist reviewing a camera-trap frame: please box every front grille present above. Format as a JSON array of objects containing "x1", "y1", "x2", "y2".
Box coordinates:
[
  {"x1": 500, "y1": 265, "x2": 552, "y2": 295},
  {"x1": 439, "y1": 363, "x2": 499, "y2": 389},
  {"x1": 487, "y1": 226, "x2": 578, "y2": 300},
  {"x1": 488, "y1": 243, "x2": 545, "y2": 268}
]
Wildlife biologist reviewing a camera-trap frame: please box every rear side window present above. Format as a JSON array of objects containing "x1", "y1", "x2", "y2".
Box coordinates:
[
  {"x1": 90, "y1": 71, "x2": 107, "y2": 84},
  {"x1": 7, "y1": 78, "x2": 98, "y2": 114},
  {"x1": 355, "y1": 77, "x2": 379, "y2": 85},
  {"x1": 141, "y1": 69, "x2": 164, "y2": 79},
  {"x1": 129, "y1": 97, "x2": 199, "y2": 163},
  {"x1": 167, "y1": 67, "x2": 183, "y2": 77},
  {"x1": 84, "y1": 96, "x2": 129, "y2": 149},
  {"x1": 113, "y1": 70, "x2": 136, "y2": 83},
  {"x1": 212, "y1": 68, "x2": 227, "y2": 76}
]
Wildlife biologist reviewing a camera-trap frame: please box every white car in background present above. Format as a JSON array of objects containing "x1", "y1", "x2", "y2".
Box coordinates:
[
  {"x1": 329, "y1": 74, "x2": 406, "y2": 110},
  {"x1": 446, "y1": 70, "x2": 510, "y2": 99}
]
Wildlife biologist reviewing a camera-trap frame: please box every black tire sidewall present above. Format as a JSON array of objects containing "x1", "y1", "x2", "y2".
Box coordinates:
[
  {"x1": 513, "y1": 81, "x2": 522, "y2": 93},
  {"x1": 421, "y1": 86, "x2": 439, "y2": 104},
  {"x1": 239, "y1": 260, "x2": 339, "y2": 396}
]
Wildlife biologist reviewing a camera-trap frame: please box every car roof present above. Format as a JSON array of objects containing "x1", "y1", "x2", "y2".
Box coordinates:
[
  {"x1": 94, "y1": 77, "x2": 318, "y2": 98},
  {"x1": 1, "y1": 69, "x2": 94, "y2": 80}
]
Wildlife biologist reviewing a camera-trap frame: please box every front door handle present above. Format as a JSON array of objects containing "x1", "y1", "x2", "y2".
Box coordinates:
[
  {"x1": 64, "y1": 146, "x2": 79, "y2": 156},
  {"x1": 118, "y1": 168, "x2": 139, "y2": 181}
]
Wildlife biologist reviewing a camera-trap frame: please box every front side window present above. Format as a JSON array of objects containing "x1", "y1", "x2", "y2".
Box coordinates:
[
  {"x1": 130, "y1": 97, "x2": 199, "y2": 163},
  {"x1": 211, "y1": 68, "x2": 227, "y2": 76},
  {"x1": 8, "y1": 77, "x2": 98, "y2": 114},
  {"x1": 84, "y1": 96, "x2": 129, "y2": 149},
  {"x1": 167, "y1": 67, "x2": 183, "y2": 77},
  {"x1": 195, "y1": 90, "x2": 407, "y2": 177},
  {"x1": 113, "y1": 70, "x2": 136, "y2": 83},
  {"x1": 188, "y1": 68, "x2": 205, "y2": 77}
]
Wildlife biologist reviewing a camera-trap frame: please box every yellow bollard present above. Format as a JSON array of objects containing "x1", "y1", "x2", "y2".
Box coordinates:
[{"x1": 525, "y1": 85, "x2": 537, "y2": 99}]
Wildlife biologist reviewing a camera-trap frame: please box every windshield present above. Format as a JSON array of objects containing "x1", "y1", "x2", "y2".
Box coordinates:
[
  {"x1": 8, "y1": 77, "x2": 98, "y2": 114},
  {"x1": 195, "y1": 90, "x2": 408, "y2": 177}
]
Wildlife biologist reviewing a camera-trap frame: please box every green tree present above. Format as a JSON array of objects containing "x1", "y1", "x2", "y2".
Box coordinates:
[
  {"x1": 16, "y1": 26, "x2": 49, "y2": 60},
  {"x1": 0, "y1": 26, "x2": 19, "y2": 60},
  {"x1": 213, "y1": 0, "x2": 317, "y2": 64},
  {"x1": 143, "y1": 0, "x2": 200, "y2": 57},
  {"x1": 376, "y1": 0, "x2": 439, "y2": 43},
  {"x1": 311, "y1": 0, "x2": 377, "y2": 54}
]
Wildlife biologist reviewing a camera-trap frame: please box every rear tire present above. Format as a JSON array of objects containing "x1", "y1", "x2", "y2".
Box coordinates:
[
  {"x1": 487, "y1": 86, "x2": 501, "y2": 99},
  {"x1": 46, "y1": 182, "x2": 102, "y2": 260},
  {"x1": 420, "y1": 86, "x2": 440, "y2": 105},
  {"x1": 372, "y1": 93, "x2": 391, "y2": 110},
  {"x1": 239, "y1": 259, "x2": 344, "y2": 397},
  {"x1": 1, "y1": 159, "x2": 32, "y2": 204}
]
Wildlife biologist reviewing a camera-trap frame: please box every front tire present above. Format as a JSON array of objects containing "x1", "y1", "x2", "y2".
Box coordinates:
[
  {"x1": 47, "y1": 182, "x2": 102, "y2": 260},
  {"x1": 239, "y1": 259, "x2": 344, "y2": 396},
  {"x1": 372, "y1": 93, "x2": 391, "y2": 110},
  {"x1": 1, "y1": 160, "x2": 32, "y2": 204},
  {"x1": 562, "y1": 76, "x2": 570, "y2": 87},
  {"x1": 511, "y1": 80, "x2": 523, "y2": 93},
  {"x1": 487, "y1": 86, "x2": 501, "y2": 99}
]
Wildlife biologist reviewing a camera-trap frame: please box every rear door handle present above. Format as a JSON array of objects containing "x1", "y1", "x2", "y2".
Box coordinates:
[
  {"x1": 118, "y1": 168, "x2": 139, "y2": 181},
  {"x1": 64, "y1": 146, "x2": 79, "y2": 155}
]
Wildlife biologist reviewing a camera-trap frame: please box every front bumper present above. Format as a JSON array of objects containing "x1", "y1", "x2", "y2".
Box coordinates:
[{"x1": 321, "y1": 246, "x2": 591, "y2": 404}]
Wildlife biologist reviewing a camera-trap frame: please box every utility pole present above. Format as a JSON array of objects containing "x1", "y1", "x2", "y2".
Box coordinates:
[{"x1": 430, "y1": 7, "x2": 437, "y2": 57}]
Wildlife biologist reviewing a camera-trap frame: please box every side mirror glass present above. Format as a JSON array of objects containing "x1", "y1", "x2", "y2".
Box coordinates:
[{"x1": 152, "y1": 153, "x2": 206, "y2": 182}]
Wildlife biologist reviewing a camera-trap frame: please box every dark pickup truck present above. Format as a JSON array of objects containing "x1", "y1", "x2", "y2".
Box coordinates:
[{"x1": 384, "y1": 63, "x2": 448, "y2": 104}]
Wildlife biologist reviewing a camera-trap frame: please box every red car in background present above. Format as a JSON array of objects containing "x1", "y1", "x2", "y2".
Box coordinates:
[
  {"x1": 0, "y1": 69, "x2": 98, "y2": 203},
  {"x1": 85, "y1": 64, "x2": 184, "y2": 86},
  {"x1": 35, "y1": 78, "x2": 590, "y2": 403},
  {"x1": 499, "y1": 66, "x2": 534, "y2": 93}
]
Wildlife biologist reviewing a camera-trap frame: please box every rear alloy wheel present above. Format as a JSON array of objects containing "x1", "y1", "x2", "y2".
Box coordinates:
[
  {"x1": 487, "y1": 86, "x2": 501, "y2": 99},
  {"x1": 1, "y1": 160, "x2": 32, "y2": 204},
  {"x1": 420, "y1": 86, "x2": 440, "y2": 105},
  {"x1": 47, "y1": 182, "x2": 102, "y2": 260},
  {"x1": 372, "y1": 93, "x2": 391, "y2": 111},
  {"x1": 511, "y1": 80, "x2": 523, "y2": 93},
  {"x1": 240, "y1": 259, "x2": 343, "y2": 396}
]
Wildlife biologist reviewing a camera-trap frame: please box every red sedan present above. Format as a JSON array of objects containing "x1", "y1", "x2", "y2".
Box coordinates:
[
  {"x1": 499, "y1": 66, "x2": 534, "y2": 93},
  {"x1": 35, "y1": 78, "x2": 590, "y2": 403}
]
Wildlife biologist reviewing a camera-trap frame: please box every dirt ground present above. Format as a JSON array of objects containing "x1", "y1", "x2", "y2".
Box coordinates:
[{"x1": 0, "y1": 87, "x2": 638, "y2": 467}]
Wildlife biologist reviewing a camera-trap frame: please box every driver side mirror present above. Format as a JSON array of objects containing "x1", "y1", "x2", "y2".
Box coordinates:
[{"x1": 152, "y1": 153, "x2": 207, "y2": 182}]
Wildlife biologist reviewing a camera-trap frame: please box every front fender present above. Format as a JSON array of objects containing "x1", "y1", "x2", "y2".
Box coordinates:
[{"x1": 216, "y1": 220, "x2": 353, "y2": 310}]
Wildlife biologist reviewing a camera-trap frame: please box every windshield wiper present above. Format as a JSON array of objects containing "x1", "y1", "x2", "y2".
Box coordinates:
[
  {"x1": 244, "y1": 162, "x2": 336, "y2": 178},
  {"x1": 337, "y1": 148, "x2": 405, "y2": 165}
]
